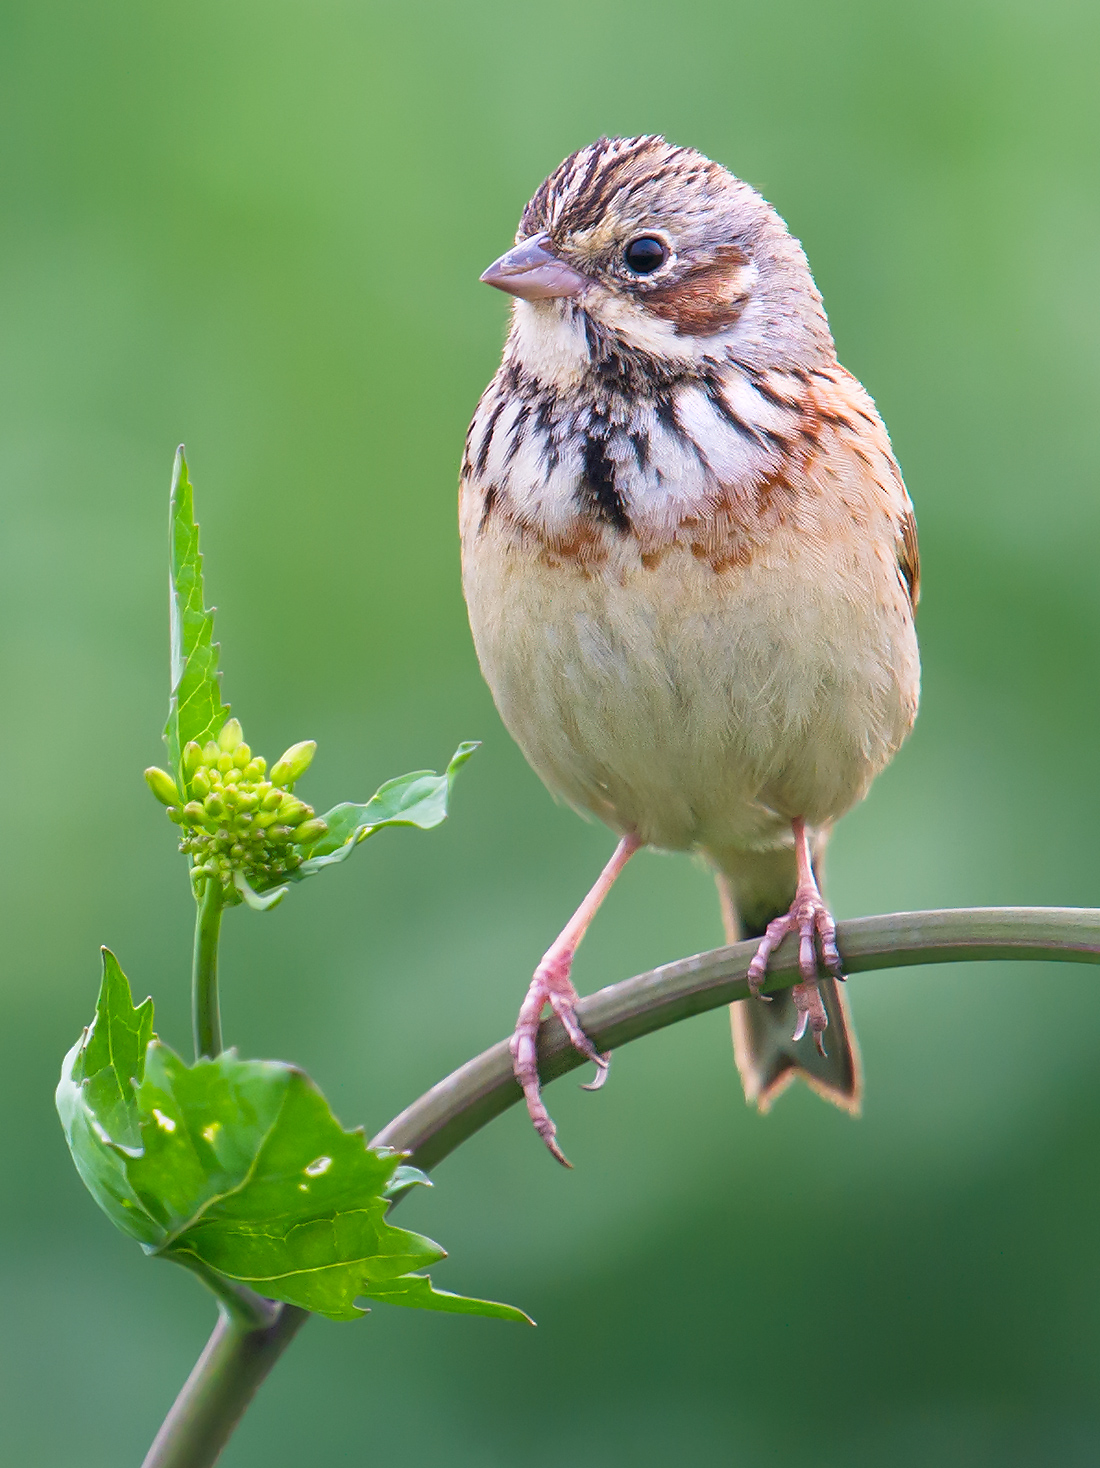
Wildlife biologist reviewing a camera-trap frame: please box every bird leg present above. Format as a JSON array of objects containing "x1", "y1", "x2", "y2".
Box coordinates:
[
  {"x1": 511, "y1": 835, "x2": 641, "y2": 1166},
  {"x1": 744, "y1": 818, "x2": 842, "y2": 1056}
]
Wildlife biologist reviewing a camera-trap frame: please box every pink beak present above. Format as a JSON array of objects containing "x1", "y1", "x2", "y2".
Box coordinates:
[{"x1": 480, "y1": 233, "x2": 593, "y2": 301}]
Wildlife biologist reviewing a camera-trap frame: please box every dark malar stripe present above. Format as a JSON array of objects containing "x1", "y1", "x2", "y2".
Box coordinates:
[
  {"x1": 578, "y1": 431, "x2": 629, "y2": 532},
  {"x1": 654, "y1": 391, "x2": 679, "y2": 435},
  {"x1": 702, "y1": 377, "x2": 770, "y2": 449},
  {"x1": 478, "y1": 482, "x2": 497, "y2": 533},
  {"x1": 502, "y1": 401, "x2": 530, "y2": 466},
  {"x1": 738, "y1": 366, "x2": 791, "y2": 410},
  {"x1": 530, "y1": 383, "x2": 561, "y2": 475},
  {"x1": 475, "y1": 396, "x2": 506, "y2": 477}
]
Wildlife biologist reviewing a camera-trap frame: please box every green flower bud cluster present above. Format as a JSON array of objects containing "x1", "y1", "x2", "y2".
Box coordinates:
[{"x1": 145, "y1": 720, "x2": 327, "y2": 901}]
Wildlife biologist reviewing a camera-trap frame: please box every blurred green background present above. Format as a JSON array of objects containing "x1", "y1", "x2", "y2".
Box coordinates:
[{"x1": 2, "y1": 0, "x2": 1099, "y2": 1462}]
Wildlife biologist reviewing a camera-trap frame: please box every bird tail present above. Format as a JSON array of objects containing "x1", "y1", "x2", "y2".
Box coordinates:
[{"x1": 714, "y1": 843, "x2": 862, "y2": 1116}]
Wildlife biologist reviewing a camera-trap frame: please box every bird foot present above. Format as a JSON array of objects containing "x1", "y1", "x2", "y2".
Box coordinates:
[
  {"x1": 790, "y1": 979, "x2": 830, "y2": 1054},
  {"x1": 745, "y1": 884, "x2": 843, "y2": 1056},
  {"x1": 510, "y1": 951, "x2": 609, "y2": 1167}
]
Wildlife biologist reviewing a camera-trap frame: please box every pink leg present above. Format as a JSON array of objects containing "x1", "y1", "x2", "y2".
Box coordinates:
[
  {"x1": 511, "y1": 835, "x2": 642, "y2": 1166},
  {"x1": 744, "y1": 818, "x2": 843, "y2": 1056}
]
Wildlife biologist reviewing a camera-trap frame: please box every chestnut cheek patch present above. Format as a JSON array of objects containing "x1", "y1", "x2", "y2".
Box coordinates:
[{"x1": 646, "y1": 247, "x2": 756, "y2": 336}]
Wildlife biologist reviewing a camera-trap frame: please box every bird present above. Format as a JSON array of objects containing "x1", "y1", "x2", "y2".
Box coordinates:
[{"x1": 459, "y1": 136, "x2": 920, "y2": 1164}]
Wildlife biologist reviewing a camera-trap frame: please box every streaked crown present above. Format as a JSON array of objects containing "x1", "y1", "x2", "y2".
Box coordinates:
[{"x1": 488, "y1": 135, "x2": 835, "y2": 372}]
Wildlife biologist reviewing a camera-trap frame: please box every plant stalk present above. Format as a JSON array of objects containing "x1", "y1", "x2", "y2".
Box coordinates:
[
  {"x1": 147, "y1": 904, "x2": 1100, "y2": 1466},
  {"x1": 375, "y1": 905, "x2": 1100, "y2": 1167},
  {"x1": 192, "y1": 879, "x2": 224, "y2": 1060},
  {"x1": 141, "y1": 1305, "x2": 308, "y2": 1468},
  {"x1": 173, "y1": 1256, "x2": 283, "y2": 1332}
]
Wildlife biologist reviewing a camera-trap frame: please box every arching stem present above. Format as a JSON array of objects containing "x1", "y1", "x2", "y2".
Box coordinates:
[{"x1": 148, "y1": 905, "x2": 1100, "y2": 1467}]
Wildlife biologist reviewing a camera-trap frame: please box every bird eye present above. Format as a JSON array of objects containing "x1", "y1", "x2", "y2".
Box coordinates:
[{"x1": 623, "y1": 236, "x2": 668, "y2": 274}]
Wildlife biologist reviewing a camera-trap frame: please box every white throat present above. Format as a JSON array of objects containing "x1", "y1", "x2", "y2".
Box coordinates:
[{"x1": 507, "y1": 288, "x2": 756, "y2": 391}]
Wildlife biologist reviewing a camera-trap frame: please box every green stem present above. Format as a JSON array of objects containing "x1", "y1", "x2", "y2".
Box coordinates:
[
  {"x1": 140, "y1": 1305, "x2": 308, "y2": 1468},
  {"x1": 374, "y1": 905, "x2": 1100, "y2": 1167},
  {"x1": 172, "y1": 1256, "x2": 282, "y2": 1332},
  {"x1": 147, "y1": 904, "x2": 1100, "y2": 1467},
  {"x1": 192, "y1": 879, "x2": 224, "y2": 1060}
]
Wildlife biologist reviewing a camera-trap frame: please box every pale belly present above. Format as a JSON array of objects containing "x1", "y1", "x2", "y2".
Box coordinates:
[{"x1": 462, "y1": 525, "x2": 919, "y2": 855}]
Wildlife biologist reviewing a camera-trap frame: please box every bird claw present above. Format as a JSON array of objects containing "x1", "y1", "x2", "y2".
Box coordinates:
[
  {"x1": 745, "y1": 884, "x2": 842, "y2": 1048},
  {"x1": 580, "y1": 1053, "x2": 611, "y2": 1092},
  {"x1": 510, "y1": 956, "x2": 606, "y2": 1166},
  {"x1": 791, "y1": 980, "x2": 829, "y2": 1054}
]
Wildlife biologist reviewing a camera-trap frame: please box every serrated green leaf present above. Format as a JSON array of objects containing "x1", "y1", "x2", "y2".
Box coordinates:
[
  {"x1": 57, "y1": 952, "x2": 529, "y2": 1325},
  {"x1": 295, "y1": 741, "x2": 479, "y2": 877},
  {"x1": 164, "y1": 447, "x2": 230, "y2": 784},
  {"x1": 69, "y1": 948, "x2": 154, "y2": 1144},
  {"x1": 361, "y1": 1273, "x2": 531, "y2": 1322},
  {"x1": 55, "y1": 950, "x2": 160, "y2": 1243}
]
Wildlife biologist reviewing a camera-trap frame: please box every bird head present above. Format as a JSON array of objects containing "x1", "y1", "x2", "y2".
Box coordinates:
[{"x1": 482, "y1": 136, "x2": 834, "y2": 381}]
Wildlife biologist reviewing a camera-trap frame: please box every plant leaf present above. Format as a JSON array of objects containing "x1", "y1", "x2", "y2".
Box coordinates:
[
  {"x1": 69, "y1": 948, "x2": 154, "y2": 1143},
  {"x1": 233, "y1": 871, "x2": 289, "y2": 911},
  {"x1": 295, "y1": 741, "x2": 479, "y2": 877},
  {"x1": 360, "y1": 1273, "x2": 531, "y2": 1319},
  {"x1": 164, "y1": 447, "x2": 230, "y2": 784},
  {"x1": 55, "y1": 951, "x2": 161, "y2": 1245},
  {"x1": 384, "y1": 1164, "x2": 432, "y2": 1203},
  {"x1": 56, "y1": 952, "x2": 530, "y2": 1325}
]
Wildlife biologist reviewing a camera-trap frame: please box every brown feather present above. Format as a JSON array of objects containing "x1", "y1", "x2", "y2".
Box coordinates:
[
  {"x1": 645, "y1": 244, "x2": 752, "y2": 336},
  {"x1": 897, "y1": 507, "x2": 921, "y2": 609}
]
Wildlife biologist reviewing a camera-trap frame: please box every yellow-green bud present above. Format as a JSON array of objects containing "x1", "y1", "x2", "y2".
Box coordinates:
[
  {"x1": 145, "y1": 767, "x2": 180, "y2": 806},
  {"x1": 164, "y1": 719, "x2": 327, "y2": 888},
  {"x1": 270, "y1": 741, "x2": 316, "y2": 789},
  {"x1": 218, "y1": 718, "x2": 243, "y2": 753},
  {"x1": 277, "y1": 798, "x2": 308, "y2": 824}
]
